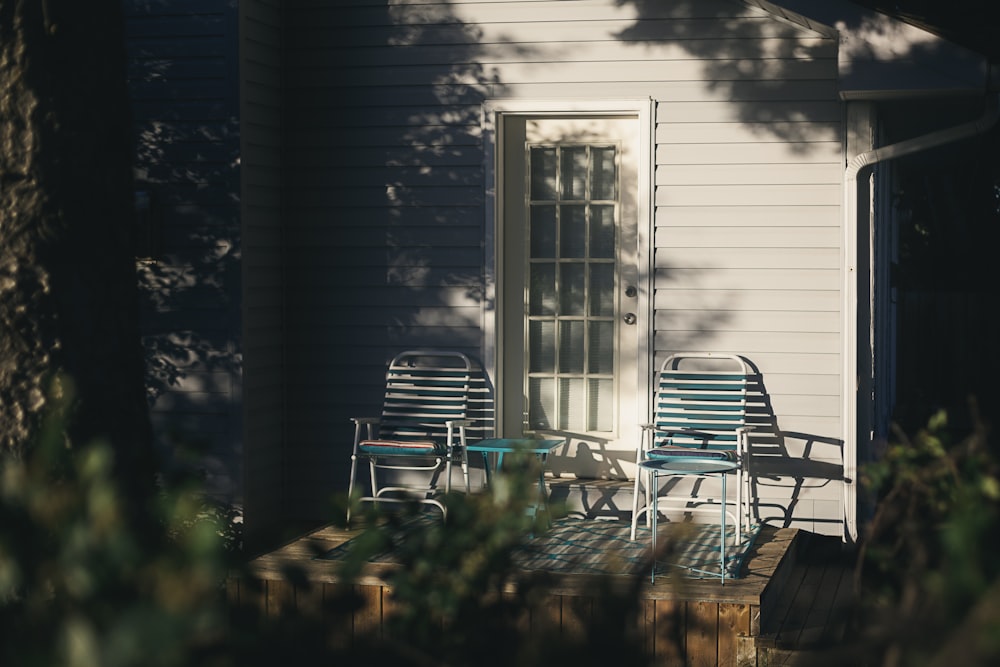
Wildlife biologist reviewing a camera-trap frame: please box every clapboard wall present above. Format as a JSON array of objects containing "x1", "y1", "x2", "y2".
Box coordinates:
[
  {"x1": 124, "y1": 0, "x2": 243, "y2": 503},
  {"x1": 239, "y1": 0, "x2": 286, "y2": 547},
  {"x1": 276, "y1": 0, "x2": 845, "y2": 534}
]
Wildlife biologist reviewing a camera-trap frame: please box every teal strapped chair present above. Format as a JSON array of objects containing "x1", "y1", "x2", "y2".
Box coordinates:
[
  {"x1": 630, "y1": 353, "x2": 755, "y2": 541},
  {"x1": 346, "y1": 350, "x2": 473, "y2": 525}
]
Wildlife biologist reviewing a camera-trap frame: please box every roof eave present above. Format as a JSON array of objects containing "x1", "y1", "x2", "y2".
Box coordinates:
[{"x1": 744, "y1": 0, "x2": 997, "y2": 99}]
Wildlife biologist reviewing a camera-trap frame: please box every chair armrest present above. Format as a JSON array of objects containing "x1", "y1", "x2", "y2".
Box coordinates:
[
  {"x1": 443, "y1": 420, "x2": 471, "y2": 452},
  {"x1": 350, "y1": 417, "x2": 380, "y2": 452},
  {"x1": 736, "y1": 425, "x2": 755, "y2": 454}
]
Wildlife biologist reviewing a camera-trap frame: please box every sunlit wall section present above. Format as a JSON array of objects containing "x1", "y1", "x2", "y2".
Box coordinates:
[{"x1": 281, "y1": 0, "x2": 844, "y2": 533}]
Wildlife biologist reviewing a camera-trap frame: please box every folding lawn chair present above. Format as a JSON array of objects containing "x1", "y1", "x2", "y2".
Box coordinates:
[
  {"x1": 346, "y1": 350, "x2": 473, "y2": 525},
  {"x1": 630, "y1": 353, "x2": 755, "y2": 541}
]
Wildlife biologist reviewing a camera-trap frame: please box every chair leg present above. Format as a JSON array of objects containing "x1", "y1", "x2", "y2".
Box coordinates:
[
  {"x1": 461, "y1": 451, "x2": 470, "y2": 493},
  {"x1": 735, "y1": 467, "x2": 744, "y2": 541},
  {"x1": 368, "y1": 459, "x2": 379, "y2": 507},
  {"x1": 646, "y1": 475, "x2": 654, "y2": 527},
  {"x1": 630, "y1": 465, "x2": 647, "y2": 541},
  {"x1": 346, "y1": 453, "x2": 359, "y2": 526}
]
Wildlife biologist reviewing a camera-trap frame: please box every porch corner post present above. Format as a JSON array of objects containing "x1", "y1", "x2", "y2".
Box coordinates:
[{"x1": 842, "y1": 91, "x2": 1000, "y2": 544}]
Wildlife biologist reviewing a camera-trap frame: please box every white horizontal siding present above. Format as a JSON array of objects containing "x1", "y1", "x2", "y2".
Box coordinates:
[
  {"x1": 658, "y1": 141, "x2": 841, "y2": 164},
  {"x1": 647, "y1": 11, "x2": 844, "y2": 539},
  {"x1": 654, "y1": 310, "x2": 839, "y2": 333},
  {"x1": 657, "y1": 122, "x2": 840, "y2": 144},
  {"x1": 662, "y1": 205, "x2": 839, "y2": 227},
  {"x1": 659, "y1": 226, "x2": 839, "y2": 247},
  {"x1": 654, "y1": 330, "x2": 839, "y2": 355},
  {"x1": 656, "y1": 289, "x2": 839, "y2": 312},
  {"x1": 318, "y1": 59, "x2": 835, "y2": 88},
  {"x1": 659, "y1": 100, "x2": 842, "y2": 123},
  {"x1": 654, "y1": 268, "x2": 839, "y2": 290},
  {"x1": 657, "y1": 184, "x2": 840, "y2": 206},
  {"x1": 657, "y1": 163, "x2": 841, "y2": 186},
  {"x1": 310, "y1": 17, "x2": 825, "y2": 47},
  {"x1": 318, "y1": 37, "x2": 834, "y2": 68},
  {"x1": 656, "y1": 247, "x2": 839, "y2": 270}
]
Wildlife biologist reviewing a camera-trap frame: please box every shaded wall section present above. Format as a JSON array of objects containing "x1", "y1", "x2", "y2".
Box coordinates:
[
  {"x1": 281, "y1": 0, "x2": 491, "y2": 520},
  {"x1": 239, "y1": 0, "x2": 285, "y2": 547},
  {"x1": 124, "y1": 0, "x2": 242, "y2": 504}
]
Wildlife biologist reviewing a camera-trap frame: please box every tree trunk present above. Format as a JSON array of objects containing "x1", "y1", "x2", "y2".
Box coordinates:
[{"x1": 0, "y1": 2, "x2": 152, "y2": 496}]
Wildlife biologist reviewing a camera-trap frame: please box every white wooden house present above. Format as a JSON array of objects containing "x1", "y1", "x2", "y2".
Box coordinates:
[{"x1": 126, "y1": 0, "x2": 998, "y2": 549}]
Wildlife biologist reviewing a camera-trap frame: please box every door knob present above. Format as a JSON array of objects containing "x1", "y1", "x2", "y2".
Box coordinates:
[{"x1": 623, "y1": 313, "x2": 637, "y2": 325}]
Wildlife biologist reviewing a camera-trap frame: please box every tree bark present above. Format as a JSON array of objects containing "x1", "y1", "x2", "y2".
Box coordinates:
[{"x1": 0, "y1": 2, "x2": 152, "y2": 494}]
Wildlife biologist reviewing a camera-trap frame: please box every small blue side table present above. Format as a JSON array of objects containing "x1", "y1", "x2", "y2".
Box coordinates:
[
  {"x1": 467, "y1": 438, "x2": 565, "y2": 516},
  {"x1": 638, "y1": 457, "x2": 738, "y2": 584}
]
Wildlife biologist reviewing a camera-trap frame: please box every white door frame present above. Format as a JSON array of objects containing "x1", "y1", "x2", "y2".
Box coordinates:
[{"x1": 481, "y1": 98, "x2": 655, "y2": 465}]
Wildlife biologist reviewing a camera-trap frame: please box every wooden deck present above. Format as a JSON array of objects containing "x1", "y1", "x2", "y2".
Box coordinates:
[
  {"x1": 227, "y1": 517, "x2": 856, "y2": 666},
  {"x1": 754, "y1": 532, "x2": 858, "y2": 665}
]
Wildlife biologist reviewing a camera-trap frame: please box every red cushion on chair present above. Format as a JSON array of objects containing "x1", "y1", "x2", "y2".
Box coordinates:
[
  {"x1": 647, "y1": 447, "x2": 737, "y2": 462},
  {"x1": 359, "y1": 440, "x2": 441, "y2": 456}
]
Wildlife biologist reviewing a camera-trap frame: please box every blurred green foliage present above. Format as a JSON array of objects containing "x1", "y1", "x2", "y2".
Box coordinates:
[
  {"x1": 24, "y1": 391, "x2": 1000, "y2": 667},
  {"x1": 0, "y1": 396, "x2": 235, "y2": 667},
  {"x1": 857, "y1": 402, "x2": 1000, "y2": 665},
  {"x1": 0, "y1": 423, "x2": 655, "y2": 666},
  {"x1": 332, "y1": 443, "x2": 651, "y2": 666}
]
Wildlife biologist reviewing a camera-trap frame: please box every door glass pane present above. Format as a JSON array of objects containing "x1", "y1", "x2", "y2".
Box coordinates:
[
  {"x1": 589, "y1": 263, "x2": 614, "y2": 317},
  {"x1": 560, "y1": 205, "x2": 586, "y2": 258},
  {"x1": 588, "y1": 378, "x2": 613, "y2": 431},
  {"x1": 590, "y1": 205, "x2": 615, "y2": 258},
  {"x1": 560, "y1": 147, "x2": 588, "y2": 200},
  {"x1": 528, "y1": 263, "x2": 555, "y2": 315},
  {"x1": 529, "y1": 320, "x2": 555, "y2": 372},
  {"x1": 559, "y1": 263, "x2": 585, "y2": 316},
  {"x1": 530, "y1": 147, "x2": 557, "y2": 200},
  {"x1": 591, "y1": 147, "x2": 616, "y2": 200},
  {"x1": 529, "y1": 377, "x2": 554, "y2": 430},
  {"x1": 559, "y1": 377, "x2": 585, "y2": 430},
  {"x1": 530, "y1": 206, "x2": 557, "y2": 258},
  {"x1": 525, "y1": 141, "x2": 619, "y2": 435},
  {"x1": 558, "y1": 320, "x2": 584, "y2": 373},
  {"x1": 588, "y1": 320, "x2": 613, "y2": 373}
]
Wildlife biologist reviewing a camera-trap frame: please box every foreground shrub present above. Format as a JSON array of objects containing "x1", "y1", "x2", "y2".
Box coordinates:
[
  {"x1": 333, "y1": 445, "x2": 652, "y2": 666},
  {"x1": 857, "y1": 400, "x2": 999, "y2": 666},
  {"x1": 0, "y1": 407, "x2": 231, "y2": 667}
]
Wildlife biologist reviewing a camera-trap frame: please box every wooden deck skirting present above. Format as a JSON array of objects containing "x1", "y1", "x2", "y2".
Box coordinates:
[{"x1": 227, "y1": 522, "x2": 818, "y2": 666}]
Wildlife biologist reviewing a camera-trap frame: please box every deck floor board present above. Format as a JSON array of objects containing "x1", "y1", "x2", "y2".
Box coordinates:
[
  {"x1": 757, "y1": 533, "x2": 856, "y2": 651},
  {"x1": 240, "y1": 519, "x2": 798, "y2": 606}
]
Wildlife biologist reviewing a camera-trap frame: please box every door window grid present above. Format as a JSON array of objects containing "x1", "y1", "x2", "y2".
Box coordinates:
[{"x1": 526, "y1": 143, "x2": 618, "y2": 433}]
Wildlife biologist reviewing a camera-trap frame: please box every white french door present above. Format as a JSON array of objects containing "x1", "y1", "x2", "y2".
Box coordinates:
[{"x1": 496, "y1": 113, "x2": 647, "y2": 479}]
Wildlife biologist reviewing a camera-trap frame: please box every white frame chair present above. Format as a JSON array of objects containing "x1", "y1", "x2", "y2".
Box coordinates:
[
  {"x1": 630, "y1": 352, "x2": 755, "y2": 541},
  {"x1": 346, "y1": 350, "x2": 473, "y2": 525}
]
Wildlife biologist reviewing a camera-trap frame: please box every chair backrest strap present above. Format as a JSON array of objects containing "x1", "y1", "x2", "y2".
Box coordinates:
[
  {"x1": 379, "y1": 350, "x2": 473, "y2": 443},
  {"x1": 652, "y1": 353, "x2": 749, "y2": 451}
]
